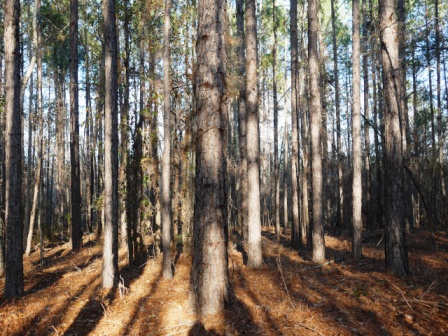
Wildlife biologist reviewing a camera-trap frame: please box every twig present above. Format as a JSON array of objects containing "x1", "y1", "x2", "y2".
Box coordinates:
[
  {"x1": 276, "y1": 252, "x2": 296, "y2": 310},
  {"x1": 294, "y1": 323, "x2": 325, "y2": 336},
  {"x1": 71, "y1": 261, "x2": 81, "y2": 272},
  {"x1": 100, "y1": 302, "x2": 109, "y2": 317},
  {"x1": 418, "y1": 278, "x2": 438, "y2": 300},
  {"x1": 386, "y1": 280, "x2": 413, "y2": 311},
  {"x1": 376, "y1": 233, "x2": 384, "y2": 247}
]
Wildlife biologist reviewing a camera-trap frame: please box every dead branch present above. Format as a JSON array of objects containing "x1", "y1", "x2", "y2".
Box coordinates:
[
  {"x1": 276, "y1": 252, "x2": 296, "y2": 310},
  {"x1": 386, "y1": 280, "x2": 413, "y2": 311}
]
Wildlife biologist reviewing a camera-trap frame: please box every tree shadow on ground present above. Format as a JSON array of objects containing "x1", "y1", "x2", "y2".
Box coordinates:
[{"x1": 63, "y1": 288, "x2": 116, "y2": 335}]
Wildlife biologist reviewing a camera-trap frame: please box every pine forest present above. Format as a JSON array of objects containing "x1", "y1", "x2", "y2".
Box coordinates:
[{"x1": 0, "y1": 0, "x2": 447, "y2": 334}]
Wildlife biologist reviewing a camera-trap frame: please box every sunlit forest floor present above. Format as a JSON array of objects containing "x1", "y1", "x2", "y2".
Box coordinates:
[{"x1": 0, "y1": 228, "x2": 447, "y2": 335}]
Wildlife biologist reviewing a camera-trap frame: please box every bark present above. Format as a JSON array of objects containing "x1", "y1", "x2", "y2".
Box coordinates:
[
  {"x1": 362, "y1": 0, "x2": 372, "y2": 232},
  {"x1": 102, "y1": 0, "x2": 119, "y2": 289},
  {"x1": 273, "y1": 0, "x2": 280, "y2": 242},
  {"x1": 330, "y1": 0, "x2": 343, "y2": 231},
  {"x1": 191, "y1": 0, "x2": 230, "y2": 316},
  {"x1": 246, "y1": 0, "x2": 262, "y2": 268},
  {"x1": 283, "y1": 118, "x2": 289, "y2": 231},
  {"x1": 424, "y1": 0, "x2": 435, "y2": 154},
  {"x1": 161, "y1": 0, "x2": 173, "y2": 280},
  {"x1": 236, "y1": 0, "x2": 248, "y2": 241},
  {"x1": 352, "y1": 0, "x2": 362, "y2": 258},
  {"x1": 70, "y1": 0, "x2": 82, "y2": 251},
  {"x1": 379, "y1": 0, "x2": 410, "y2": 277},
  {"x1": 309, "y1": 0, "x2": 325, "y2": 263},
  {"x1": 397, "y1": 0, "x2": 413, "y2": 234},
  {"x1": 4, "y1": 0, "x2": 23, "y2": 298},
  {"x1": 435, "y1": 0, "x2": 446, "y2": 223},
  {"x1": 290, "y1": 0, "x2": 301, "y2": 248},
  {"x1": 55, "y1": 70, "x2": 66, "y2": 234},
  {"x1": 0, "y1": 52, "x2": 4, "y2": 276},
  {"x1": 120, "y1": 2, "x2": 130, "y2": 249},
  {"x1": 84, "y1": 27, "x2": 94, "y2": 234}
]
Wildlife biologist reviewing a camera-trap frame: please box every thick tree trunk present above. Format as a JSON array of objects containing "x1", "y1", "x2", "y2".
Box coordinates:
[
  {"x1": 161, "y1": 0, "x2": 173, "y2": 280},
  {"x1": 102, "y1": 0, "x2": 119, "y2": 289},
  {"x1": 308, "y1": 0, "x2": 325, "y2": 263},
  {"x1": 4, "y1": 0, "x2": 23, "y2": 298},
  {"x1": 70, "y1": 0, "x2": 82, "y2": 251},
  {"x1": 246, "y1": 0, "x2": 262, "y2": 268},
  {"x1": 379, "y1": 0, "x2": 410, "y2": 277},
  {"x1": 352, "y1": 0, "x2": 362, "y2": 258},
  {"x1": 191, "y1": 0, "x2": 230, "y2": 316}
]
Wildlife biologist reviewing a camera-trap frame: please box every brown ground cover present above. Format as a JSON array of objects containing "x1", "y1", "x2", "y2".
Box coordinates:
[{"x1": 0, "y1": 229, "x2": 447, "y2": 335}]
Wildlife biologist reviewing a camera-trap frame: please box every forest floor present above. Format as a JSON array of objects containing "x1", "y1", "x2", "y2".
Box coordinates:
[{"x1": 0, "y1": 228, "x2": 447, "y2": 336}]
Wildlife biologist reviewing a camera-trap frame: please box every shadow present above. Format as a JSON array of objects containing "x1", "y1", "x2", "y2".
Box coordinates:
[
  {"x1": 25, "y1": 251, "x2": 102, "y2": 295},
  {"x1": 119, "y1": 272, "x2": 163, "y2": 336},
  {"x1": 63, "y1": 288, "x2": 116, "y2": 335},
  {"x1": 174, "y1": 242, "x2": 184, "y2": 266},
  {"x1": 188, "y1": 322, "x2": 220, "y2": 336}
]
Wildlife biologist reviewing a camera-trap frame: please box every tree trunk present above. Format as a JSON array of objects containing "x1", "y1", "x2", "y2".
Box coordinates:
[
  {"x1": 246, "y1": 0, "x2": 262, "y2": 268},
  {"x1": 352, "y1": 0, "x2": 362, "y2": 258},
  {"x1": 102, "y1": 0, "x2": 119, "y2": 289},
  {"x1": 290, "y1": 0, "x2": 301, "y2": 248},
  {"x1": 70, "y1": 0, "x2": 82, "y2": 251},
  {"x1": 330, "y1": 0, "x2": 343, "y2": 232},
  {"x1": 25, "y1": 10, "x2": 43, "y2": 256},
  {"x1": 379, "y1": 0, "x2": 409, "y2": 277},
  {"x1": 120, "y1": 2, "x2": 130, "y2": 249},
  {"x1": 4, "y1": 0, "x2": 23, "y2": 298},
  {"x1": 273, "y1": 0, "x2": 280, "y2": 241},
  {"x1": 84, "y1": 27, "x2": 94, "y2": 234},
  {"x1": 55, "y1": 69, "x2": 66, "y2": 236},
  {"x1": 308, "y1": 0, "x2": 325, "y2": 263},
  {"x1": 435, "y1": 0, "x2": 446, "y2": 224},
  {"x1": 191, "y1": 0, "x2": 230, "y2": 316},
  {"x1": 362, "y1": 0, "x2": 372, "y2": 232},
  {"x1": 424, "y1": 0, "x2": 435, "y2": 155},
  {"x1": 161, "y1": 0, "x2": 173, "y2": 280}
]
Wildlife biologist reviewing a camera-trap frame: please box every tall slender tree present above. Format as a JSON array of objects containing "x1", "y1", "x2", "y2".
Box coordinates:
[
  {"x1": 4, "y1": 0, "x2": 23, "y2": 298},
  {"x1": 379, "y1": 0, "x2": 409, "y2": 277},
  {"x1": 70, "y1": 0, "x2": 82, "y2": 251},
  {"x1": 290, "y1": 0, "x2": 301, "y2": 248},
  {"x1": 162, "y1": 0, "x2": 173, "y2": 280},
  {"x1": 352, "y1": 0, "x2": 362, "y2": 258},
  {"x1": 309, "y1": 0, "x2": 325, "y2": 263},
  {"x1": 236, "y1": 0, "x2": 248, "y2": 241},
  {"x1": 246, "y1": 0, "x2": 262, "y2": 268},
  {"x1": 273, "y1": 0, "x2": 280, "y2": 241},
  {"x1": 330, "y1": 0, "x2": 343, "y2": 231},
  {"x1": 102, "y1": 0, "x2": 119, "y2": 289},
  {"x1": 191, "y1": 0, "x2": 230, "y2": 315}
]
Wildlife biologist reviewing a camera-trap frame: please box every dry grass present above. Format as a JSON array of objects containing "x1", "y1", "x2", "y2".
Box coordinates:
[{"x1": 0, "y1": 228, "x2": 447, "y2": 335}]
